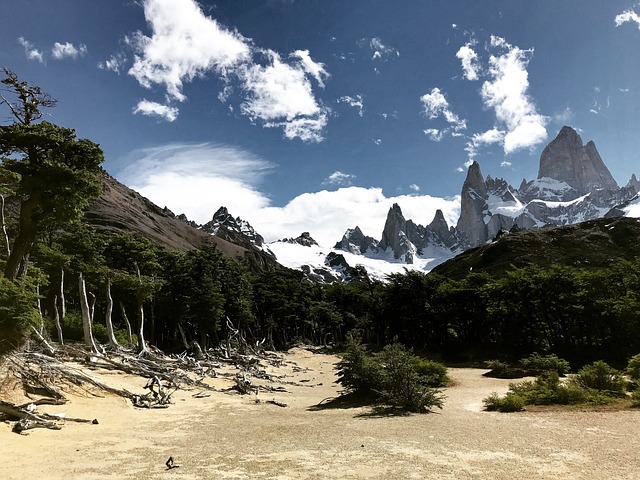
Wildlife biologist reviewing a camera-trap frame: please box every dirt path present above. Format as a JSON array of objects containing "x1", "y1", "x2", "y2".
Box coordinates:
[{"x1": 2, "y1": 348, "x2": 639, "y2": 479}]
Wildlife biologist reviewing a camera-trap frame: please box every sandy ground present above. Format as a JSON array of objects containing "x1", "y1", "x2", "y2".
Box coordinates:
[{"x1": 2, "y1": 347, "x2": 640, "y2": 480}]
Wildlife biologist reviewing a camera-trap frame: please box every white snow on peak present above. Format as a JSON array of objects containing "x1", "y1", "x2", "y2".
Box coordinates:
[
  {"x1": 486, "y1": 192, "x2": 524, "y2": 219},
  {"x1": 530, "y1": 193, "x2": 590, "y2": 209},
  {"x1": 623, "y1": 195, "x2": 640, "y2": 218},
  {"x1": 268, "y1": 241, "x2": 454, "y2": 282}
]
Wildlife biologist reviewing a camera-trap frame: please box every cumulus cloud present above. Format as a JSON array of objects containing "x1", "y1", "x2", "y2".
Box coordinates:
[
  {"x1": 500, "y1": 161, "x2": 512, "y2": 167},
  {"x1": 118, "y1": 0, "x2": 329, "y2": 141},
  {"x1": 615, "y1": 9, "x2": 640, "y2": 28},
  {"x1": 133, "y1": 100, "x2": 179, "y2": 122},
  {"x1": 17, "y1": 37, "x2": 44, "y2": 63},
  {"x1": 51, "y1": 42, "x2": 87, "y2": 60},
  {"x1": 322, "y1": 171, "x2": 356, "y2": 187},
  {"x1": 117, "y1": 143, "x2": 461, "y2": 246},
  {"x1": 338, "y1": 95, "x2": 364, "y2": 117}
]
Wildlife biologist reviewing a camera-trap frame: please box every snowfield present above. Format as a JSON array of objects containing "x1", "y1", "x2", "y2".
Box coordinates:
[{"x1": 268, "y1": 241, "x2": 454, "y2": 282}]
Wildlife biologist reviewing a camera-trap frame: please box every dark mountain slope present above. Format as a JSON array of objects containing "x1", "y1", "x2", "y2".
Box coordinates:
[
  {"x1": 84, "y1": 173, "x2": 279, "y2": 271},
  {"x1": 432, "y1": 216, "x2": 640, "y2": 280}
]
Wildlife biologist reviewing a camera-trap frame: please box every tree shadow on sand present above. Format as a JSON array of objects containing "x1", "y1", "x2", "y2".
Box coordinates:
[{"x1": 308, "y1": 392, "x2": 433, "y2": 417}]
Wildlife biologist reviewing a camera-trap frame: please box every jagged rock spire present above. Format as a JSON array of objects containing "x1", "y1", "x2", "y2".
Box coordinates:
[
  {"x1": 456, "y1": 161, "x2": 489, "y2": 247},
  {"x1": 538, "y1": 126, "x2": 618, "y2": 196}
]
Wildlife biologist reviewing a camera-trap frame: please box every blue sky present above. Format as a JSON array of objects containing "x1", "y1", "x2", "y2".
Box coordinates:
[{"x1": 1, "y1": 0, "x2": 640, "y2": 246}]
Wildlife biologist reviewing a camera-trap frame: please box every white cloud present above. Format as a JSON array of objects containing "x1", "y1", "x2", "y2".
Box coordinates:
[
  {"x1": 373, "y1": 138, "x2": 382, "y2": 145},
  {"x1": 133, "y1": 100, "x2": 179, "y2": 121},
  {"x1": 98, "y1": 53, "x2": 127, "y2": 73},
  {"x1": 424, "y1": 128, "x2": 444, "y2": 142},
  {"x1": 615, "y1": 9, "x2": 640, "y2": 28},
  {"x1": 409, "y1": 184, "x2": 420, "y2": 192},
  {"x1": 120, "y1": 0, "x2": 329, "y2": 141},
  {"x1": 239, "y1": 50, "x2": 325, "y2": 121},
  {"x1": 338, "y1": 95, "x2": 364, "y2": 117},
  {"x1": 358, "y1": 37, "x2": 399, "y2": 62},
  {"x1": 552, "y1": 106, "x2": 573, "y2": 124},
  {"x1": 500, "y1": 161, "x2": 512, "y2": 167},
  {"x1": 117, "y1": 143, "x2": 274, "y2": 222},
  {"x1": 291, "y1": 49, "x2": 329, "y2": 88},
  {"x1": 456, "y1": 42, "x2": 481, "y2": 80},
  {"x1": 420, "y1": 88, "x2": 466, "y2": 140},
  {"x1": 323, "y1": 171, "x2": 356, "y2": 187},
  {"x1": 17, "y1": 37, "x2": 44, "y2": 63},
  {"x1": 117, "y1": 143, "x2": 461, "y2": 246},
  {"x1": 128, "y1": 0, "x2": 250, "y2": 101},
  {"x1": 477, "y1": 36, "x2": 547, "y2": 155},
  {"x1": 51, "y1": 42, "x2": 87, "y2": 60}
]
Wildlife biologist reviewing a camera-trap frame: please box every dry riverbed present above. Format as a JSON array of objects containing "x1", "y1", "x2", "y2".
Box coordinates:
[{"x1": 2, "y1": 347, "x2": 639, "y2": 479}]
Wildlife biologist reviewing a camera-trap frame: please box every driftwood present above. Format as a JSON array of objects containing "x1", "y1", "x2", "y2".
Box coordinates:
[{"x1": 0, "y1": 400, "x2": 97, "y2": 434}]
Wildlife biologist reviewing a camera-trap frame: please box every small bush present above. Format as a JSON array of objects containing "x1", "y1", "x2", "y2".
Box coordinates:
[
  {"x1": 375, "y1": 343, "x2": 445, "y2": 412},
  {"x1": 337, "y1": 339, "x2": 446, "y2": 413},
  {"x1": 575, "y1": 361, "x2": 626, "y2": 395},
  {"x1": 519, "y1": 353, "x2": 570, "y2": 375},
  {"x1": 336, "y1": 336, "x2": 379, "y2": 394},
  {"x1": 627, "y1": 354, "x2": 640, "y2": 381},
  {"x1": 415, "y1": 359, "x2": 450, "y2": 387},
  {"x1": 483, "y1": 392, "x2": 524, "y2": 412},
  {"x1": 483, "y1": 360, "x2": 526, "y2": 378},
  {"x1": 630, "y1": 390, "x2": 640, "y2": 408}
]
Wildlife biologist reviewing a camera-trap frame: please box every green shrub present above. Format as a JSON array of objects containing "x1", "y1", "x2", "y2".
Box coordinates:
[
  {"x1": 575, "y1": 361, "x2": 626, "y2": 395},
  {"x1": 483, "y1": 392, "x2": 524, "y2": 412},
  {"x1": 630, "y1": 390, "x2": 640, "y2": 408},
  {"x1": 337, "y1": 339, "x2": 446, "y2": 413},
  {"x1": 483, "y1": 360, "x2": 526, "y2": 378},
  {"x1": 519, "y1": 353, "x2": 570, "y2": 375},
  {"x1": 375, "y1": 343, "x2": 445, "y2": 412},
  {"x1": 0, "y1": 277, "x2": 41, "y2": 353},
  {"x1": 627, "y1": 354, "x2": 640, "y2": 381},
  {"x1": 336, "y1": 336, "x2": 379, "y2": 394},
  {"x1": 415, "y1": 359, "x2": 450, "y2": 387}
]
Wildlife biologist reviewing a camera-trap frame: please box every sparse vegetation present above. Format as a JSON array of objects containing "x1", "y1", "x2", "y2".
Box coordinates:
[{"x1": 484, "y1": 360, "x2": 631, "y2": 412}]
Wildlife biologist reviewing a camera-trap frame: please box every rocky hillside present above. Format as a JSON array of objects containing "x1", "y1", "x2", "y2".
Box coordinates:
[{"x1": 84, "y1": 174, "x2": 279, "y2": 272}]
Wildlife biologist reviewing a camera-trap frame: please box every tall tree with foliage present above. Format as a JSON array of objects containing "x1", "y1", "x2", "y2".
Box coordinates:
[{"x1": 0, "y1": 69, "x2": 104, "y2": 281}]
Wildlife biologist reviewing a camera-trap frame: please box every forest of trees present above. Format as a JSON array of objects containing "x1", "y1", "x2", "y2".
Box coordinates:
[{"x1": 1, "y1": 70, "x2": 640, "y2": 369}]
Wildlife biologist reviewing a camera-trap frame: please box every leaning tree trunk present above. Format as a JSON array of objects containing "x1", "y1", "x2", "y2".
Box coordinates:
[
  {"x1": 105, "y1": 276, "x2": 119, "y2": 349},
  {"x1": 78, "y1": 273, "x2": 98, "y2": 353},
  {"x1": 52, "y1": 294, "x2": 64, "y2": 345},
  {"x1": 59, "y1": 265, "x2": 66, "y2": 321},
  {"x1": 0, "y1": 194, "x2": 10, "y2": 259},
  {"x1": 136, "y1": 293, "x2": 148, "y2": 354},
  {"x1": 119, "y1": 301, "x2": 133, "y2": 347}
]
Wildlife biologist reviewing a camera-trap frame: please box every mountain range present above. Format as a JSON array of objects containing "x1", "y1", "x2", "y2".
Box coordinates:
[{"x1": 85, "y1": 126, "x2": 640, "y2": 282}]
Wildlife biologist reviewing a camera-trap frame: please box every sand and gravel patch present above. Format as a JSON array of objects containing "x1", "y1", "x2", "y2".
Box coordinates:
[{"x1": 2, "y1": 347, "x2": 639, "y2": 479}]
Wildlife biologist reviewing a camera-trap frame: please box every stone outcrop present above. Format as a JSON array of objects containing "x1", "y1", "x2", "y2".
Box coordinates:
[
  {"x1": 334, "y1": 226, "x2": 379, "y2": 255},
  {"x1": 201, "y1": 206, "x2": 268, "y2": 249},
  {"x1": 280, "y1": 232, "x2": 319, "y2": 247}
]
